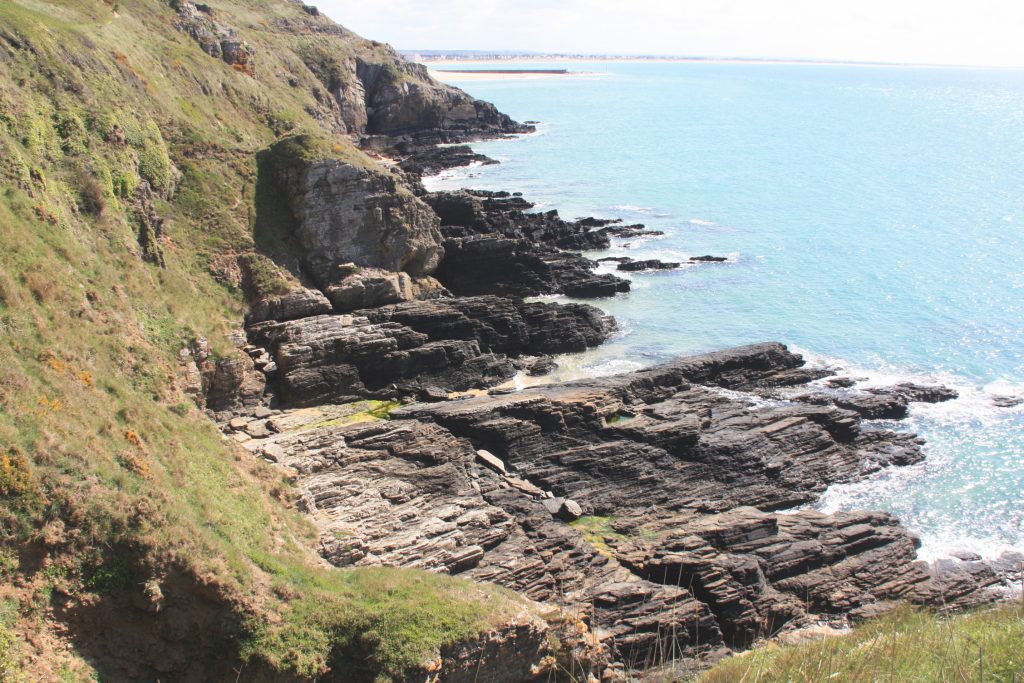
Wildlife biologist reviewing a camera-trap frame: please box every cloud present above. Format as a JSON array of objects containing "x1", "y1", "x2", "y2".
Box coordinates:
[{"x1": 317, "y1": 0, "x2": 1024, "y2": 67}]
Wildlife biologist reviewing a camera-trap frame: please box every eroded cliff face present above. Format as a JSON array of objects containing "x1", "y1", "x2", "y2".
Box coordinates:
[
  {"x1": 171, "y1": 0, "x2": 531, "y2": 141},
  {"x1": 262, "y1": 138, "x2": 444, "y2": 284}
]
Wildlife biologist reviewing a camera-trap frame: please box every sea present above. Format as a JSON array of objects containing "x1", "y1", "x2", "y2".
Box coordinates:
[{"x1": 423, "y1": 60, "x2": 1024, "y2": 562}]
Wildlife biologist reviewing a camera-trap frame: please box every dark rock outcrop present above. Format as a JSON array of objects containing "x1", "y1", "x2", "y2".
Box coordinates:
[
  {"x1": 288, "y1": 17, "x2": 533, "y2": 141},
  {"x1": 390, "y1": 142, "x2": 499, "y2": 177},
  {"x1": 260, "y1": 136, "x2": 444, "y2": 285},
  {"x1": 249, "y1": 297, "x2": 613, "y2": 405},
  {"x1": 690, "y1": 255, "x2": 728, "y2": 263},
  {"x1": 249, "y1": 313, "x2": 511, "y2": 406},
  {"x1": 437, "y1": 234, "x2": 629, "y2": 298},
  {"x1": 426, "y1": 190, "x2": 613, "y2": 250},
  {"x1": 403, "y1": 189, "x2": 637, "y2": 298},
  {"x1": 616, "y1": 259, "x2": 680, "y2": 272},
  {"x1": 363, "y1": 295, "x2": 612, "y2": 356},
  {"x1": 615, "y1": 507, "x2": 930, "y2": 646},
  {"x1": 229, "y1": 342, "x2": 1016, "y2": 672},
  {"x1": 791, "y1": 382, "x2": 959, "y2": 420},
  {"x1": 396, "y1": 344, "x2": 924, "y2": 516}
]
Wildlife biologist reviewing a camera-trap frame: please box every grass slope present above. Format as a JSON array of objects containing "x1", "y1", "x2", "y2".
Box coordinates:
[
  {"x1": 698, "y1": 605, "x2": 1024, "y2": 683},
  {"x1": 0, "y1": 0, "x2": 532, "y2": 679}
]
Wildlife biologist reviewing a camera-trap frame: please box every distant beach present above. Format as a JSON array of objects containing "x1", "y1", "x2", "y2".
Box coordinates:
[{"x1": 429, "y1": 66, "x2": 604, "y2": 82}]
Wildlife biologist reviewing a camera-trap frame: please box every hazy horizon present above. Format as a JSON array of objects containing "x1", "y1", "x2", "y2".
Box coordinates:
[{"x1": 317, "y1": 0, "x2": 1024, "y2": 69}]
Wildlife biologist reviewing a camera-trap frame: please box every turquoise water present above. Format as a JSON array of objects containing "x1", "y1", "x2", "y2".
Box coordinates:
[{"x1": 425, "y1": 61, "x2": 1024, "y2": 560}]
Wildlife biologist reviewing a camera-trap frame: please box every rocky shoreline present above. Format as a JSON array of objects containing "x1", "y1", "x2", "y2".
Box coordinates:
[{"x1": 186, "y1": 117, "x2": 1022, "y2": 680}]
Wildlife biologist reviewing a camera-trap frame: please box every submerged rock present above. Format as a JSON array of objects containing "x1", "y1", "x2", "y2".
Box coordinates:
[
  {"x1": 992, "y1": 395, "x2": 1024, "y2": 408},
  {"x1": 616, "y1": 259, "x2": 680, "y2": 272}
]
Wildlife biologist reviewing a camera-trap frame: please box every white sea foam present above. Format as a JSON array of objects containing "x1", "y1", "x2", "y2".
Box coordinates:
[
  {"x1": 421, "y1": 161, "x2": 488, "y2": 192},
  {"x1": 796, "y1": 345, "x2": 1024, "y2": 559},
  {"x1": 687, "y1": 218, "x2": 717, "y2": 226},
  {"x1": 794, "y1": 346, "x2": 1024, "y2": 426},
  {"x1": 578, "y1": 357, "x2": 645, "y2": 378}
]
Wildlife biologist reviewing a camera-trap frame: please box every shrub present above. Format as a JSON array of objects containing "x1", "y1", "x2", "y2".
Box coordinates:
[
  {"x1": 112, "y1": 169, "x2": 138, "y2": 199},
  {"x1": 238, "y1": 252, "x2": 292, "y2": 300},
  {"x1": 55, "y1": 111, "x2": 88, "y2": 155},
  {"x1": 136, "y1": 120, "x2": 173, "y2": 192},
  {"x1": 77, "y1": 172, "x2": 106, "y2": 215}
]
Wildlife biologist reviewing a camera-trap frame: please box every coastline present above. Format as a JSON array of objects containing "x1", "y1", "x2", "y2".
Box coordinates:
[
  {"x1": 227, "y1": 124, "x2": 1023, "y2": 676},
  {"x1": 429, "y1": 68, "x2": 606, "y2": 82},
  {"x1": 416, "y1": 55, "x2": 1024, "y2": 70},
  {"x1": 419, "y1": 78, "x2": 1024, "y2": 567},
  {"x1": 411, "y1": 109, "x2": 1024, "y2": 571},
  {"x1": 9, "y1": 0, "x2": 1022, "y2": 679}
]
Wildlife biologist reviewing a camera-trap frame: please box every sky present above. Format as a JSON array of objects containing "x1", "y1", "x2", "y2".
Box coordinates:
[{"x1": 317, "y1": 0, "x2": 1024, "y2": 67}]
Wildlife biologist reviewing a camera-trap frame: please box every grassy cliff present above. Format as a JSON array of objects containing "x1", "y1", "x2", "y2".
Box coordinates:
[{"x1": 0, "y1": 0, "x2": 535, "y2": 679}]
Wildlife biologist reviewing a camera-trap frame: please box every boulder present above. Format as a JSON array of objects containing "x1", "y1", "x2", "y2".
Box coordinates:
[
  {"x1": 525, "y1": 356, "x2": 557, "y2": 376},
  {"x1": 326, "y1": 270, "x2": 414, "y2": 311},
  {"x1": 202, "y1": 350, "x2": 266, "y2": 412},
  {"x1": 476, "y1": 449, "x2": 507, "y2": 474},
  {"x1": 245, "y1": 287, "x2": 332, "y2": 325},
  {"x1": 325, "y1": 270, "x2": 451, "y2": 312}
]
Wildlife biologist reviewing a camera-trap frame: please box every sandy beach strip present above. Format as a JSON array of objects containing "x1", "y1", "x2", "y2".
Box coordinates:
[{"x1": 430, "y1": 70, "x2": 605, "y2": 82}]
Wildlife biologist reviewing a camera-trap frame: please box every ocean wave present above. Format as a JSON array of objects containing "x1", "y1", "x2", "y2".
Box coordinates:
[
  {"x1": 687, "y1": 218, "x2": 717, "y2": 226},
  {"x1": 795, "y1": 344, "x2": 1024, "y2": 560},
  {"x1": 421, "y1": 162, "x2": 487, "y2": 191},
  {"x1": 817, "y1": 473, "x2": 1023, "y2": 561},
  {"x1": 793, "y1": 346, "x2": 1024, "y2": 426},
  {"x1": 913, "y1": 533, "x2": 1023, "y2": 564},
  {"x1": 578, "y1": 357, "x2": 645, "y2": 378},
  {"x1": 607, "y1": 204, "x2": 674, "y2": 219}
]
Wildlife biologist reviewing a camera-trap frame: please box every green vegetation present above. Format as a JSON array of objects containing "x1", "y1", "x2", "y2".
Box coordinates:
[
  {"x1": 568, "y1": 515, "x2": 629, "y2": 557},
  {"x1": 698, "y1": 604, "x2": 1024, "y2": 683},
  {"x1": 294, "y1": 400, "x2": 402, "y2": 432},
  {"x1": 242, "y1": 566, "x2": 529, "y2": 680},
  {"x1": 0, "y1": 0, "x2": 531, "y2": 679},
  {"x1": 0, "y1": 598, "x2": 21, "y2": 680}
]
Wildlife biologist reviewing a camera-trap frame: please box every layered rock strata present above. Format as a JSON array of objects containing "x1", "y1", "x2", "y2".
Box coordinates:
[
  {"x1": 246, "y1": 296, "x2": 613, "y2": 406},
  {"x1": 222, "y1": 339, "x2": 1020, "y2": 674},
  {"x1": 261, "y1": 136, "x2": 445, "y2": 285},
  {"x1": 425, "y1": 190, "x2": 632, "y2": 297},
  {"x1": 205, "y1": 89, "x2": 1021, "y2": 677}
]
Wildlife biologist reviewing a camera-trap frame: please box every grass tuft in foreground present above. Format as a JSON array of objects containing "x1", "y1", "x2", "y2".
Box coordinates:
[{"x1": 698, "y1": 604, "x2": 1024, "y2": 683}]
